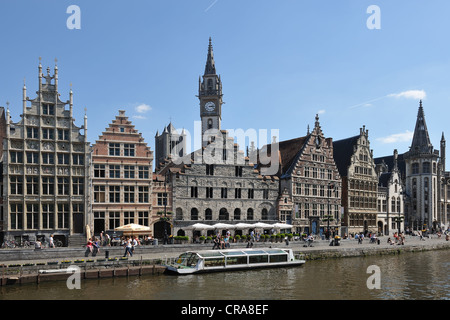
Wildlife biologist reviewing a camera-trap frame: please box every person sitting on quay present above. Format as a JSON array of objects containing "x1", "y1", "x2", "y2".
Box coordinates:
[{"x1": 212, "y1": 236, "x2": 220, "y2": 250}]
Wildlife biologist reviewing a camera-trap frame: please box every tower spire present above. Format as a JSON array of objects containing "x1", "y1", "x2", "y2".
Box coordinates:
[
  {"x1": 410, "y1": 100, "x2": 432, "y2": 152},
  {"x1": 204, "y1": 37, "x2": 216, "y2": 75}
]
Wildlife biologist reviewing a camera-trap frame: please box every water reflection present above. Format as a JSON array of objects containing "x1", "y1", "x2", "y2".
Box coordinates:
[{"x1": 0, "y1": 250, "x2": 449, "y2": 300}]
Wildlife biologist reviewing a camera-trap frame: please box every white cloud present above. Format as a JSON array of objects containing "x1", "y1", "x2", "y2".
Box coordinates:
[
  {"x1": 135, "y1": 104, "x2": 152, "y2": 114},
  {"x1": 132, "y1": 115, "x2": 146, "y2": 120},
  {"x1": 317, "y1": 109, "x2": 326, "y2": 115},
  {"x1": 388, "y1": 90, "x2": 426, "y2": 100},
  {"x1": 376, "y1": 130, "x2": 414, "y2": 144}
]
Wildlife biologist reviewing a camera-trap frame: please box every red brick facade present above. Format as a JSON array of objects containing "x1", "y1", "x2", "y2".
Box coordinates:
[{"x1": 91, "y1": 110, "x2": 154, "y2": 236}]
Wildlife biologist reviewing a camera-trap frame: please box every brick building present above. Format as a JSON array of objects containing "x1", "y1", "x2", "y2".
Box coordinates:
[{"x1": 91, "y1": 110, "x2": 153, "y2": 237}]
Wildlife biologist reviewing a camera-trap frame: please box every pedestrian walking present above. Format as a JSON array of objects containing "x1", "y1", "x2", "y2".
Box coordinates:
[
  {"x1": 49, "y1": 235, "x2": 54, "y2": 248},
  {"x1": 123, "y1": 238, "x2": 133, "y2": 257}
]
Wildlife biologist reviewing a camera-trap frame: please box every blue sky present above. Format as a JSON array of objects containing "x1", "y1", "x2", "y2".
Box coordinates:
[{"x1": 1, "y1": 0, "x2": 450, "y2": 165}]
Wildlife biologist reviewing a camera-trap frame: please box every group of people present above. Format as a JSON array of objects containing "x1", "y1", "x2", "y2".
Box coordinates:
[
  {"x1": 85, "y1": 237, "x2": 101, "y2": 257},
  {"x1": 387, "y1": 232, "x2": 406, "y2": 245},
  {"x1": 212, "y1": 231, "x2": 232, "y2": 250},
  {"x1": 123, "y1": 236, "x2": 141, "y2": 257}
]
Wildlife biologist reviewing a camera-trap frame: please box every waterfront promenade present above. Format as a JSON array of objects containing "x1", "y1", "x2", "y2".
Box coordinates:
[{"x1": 1, "y1": 235, "x2": 449, "y2": 267}]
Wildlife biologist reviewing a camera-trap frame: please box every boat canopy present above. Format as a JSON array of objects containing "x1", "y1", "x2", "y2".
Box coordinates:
[{"x1": 190, "y1": 248, "x2": 288, "y2": 259}]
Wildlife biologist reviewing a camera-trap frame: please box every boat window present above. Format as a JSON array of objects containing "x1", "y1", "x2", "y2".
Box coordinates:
[
  {"x1": 249, "y1": 255, "x2": 269, "y2": 264},
  {"x1": 198, "y1": 252, "x2": 224, "y2": 258},
  {"x1": 222, "y1": 251, "x2": 245, "y2": 256},
  {"x1": 269, "y1": 254, "x2": 288, "y2": 263},
  {"x1": 226, "y1": 256, "x2": 248, "y2": 265},
  {"x1": 176, "y1": 253, "x2": 190, "y2": 265},
  {"x1": 187, "y1": 254, "x2": 199, "y2": 267},
  {"x1": 204, "y1": 257, "x2": 225, "y2": 267},
  {"x1": 265, "y1": 249, "x2": 286, "y2": 254},
  {"x1": 245, "y1": 250, "x2": 267, "y2": 255}
]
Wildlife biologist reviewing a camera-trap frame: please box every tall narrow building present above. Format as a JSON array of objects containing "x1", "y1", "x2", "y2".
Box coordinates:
[
  {"x1": 2, "y1": 61, "x2": 90, "y2": 246},
  {"x1": 91, "y1": 110, "x2": 153, "y2": 236},
  {"x1": 403, "y1": 101, "x2": 440, "y2": 231}
]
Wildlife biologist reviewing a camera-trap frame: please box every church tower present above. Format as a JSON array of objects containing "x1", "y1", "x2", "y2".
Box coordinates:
[
  {"x1": 404, "y1": 101, "x2": 440, "y2": 231},
  {"x1": 198, "y1": 37, "x2": 223, "y2": 147}
]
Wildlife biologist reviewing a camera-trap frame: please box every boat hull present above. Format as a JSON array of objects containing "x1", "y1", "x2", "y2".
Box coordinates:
[{"x1": 164, "y1": 260, "x2": 305, "y2": 275}]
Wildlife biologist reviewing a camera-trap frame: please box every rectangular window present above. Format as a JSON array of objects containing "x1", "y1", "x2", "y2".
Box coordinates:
[
  {"x1": 124, "y1": 144, "x2": 135, "y2": 157},
  {"x1": 42, "y1": 104, "x2": 55, "y2": 115},
  {"x1": 138, "y1": 211, "x2": 149, "y2": 226},
  {"x1": 263, "y1": 189, "x2": 269, "y2": 200},
  {"x1": 138, "y1": 186, "x2": 149, "y2": 203},
  {"x1": 109, "y1": 165, "x2": 120, "y2": 178},
  {"x1": 221, "y1": 187, "x2": 227, "y2": 199},
  {"x1": 10, "y1": 151, "x2": 23, "y2": 163},
  {"x1": 42, "y1": 177, "x2": 55, "y2": 195},
  {"x1": 58, "y1": 153, "x2": 69, "y2": 165},
  {"x1": 27, "y1": 127, "x2": 39, "y2": 139},
  {"x1": 109, "y1": 186, "x2": 120, "y2": 203},
  {"x1": 42, "y1": 128, "x2": 54, "y2": 140},
  {"x1": 94, "y1": 164, "x2": 105, "y2": 178},
  {"x1": 72, "y1": 154, "x2": 84, "y2": 165},
  {"x1": 295, "y1": 183, "x2": 302, "y2": 195},
  {"x1": 138, "y1": 166, "x2": 149, "y2": 179},
  {"x1": 57, "y1": 203, "x2": 70, "y2": 229},
  {"x1": 124, "y1": 165, "x2": 135, "y2": 179},
  {"x1": 109, "y1": 212, "x2": 120, "y2": 229},
  {"x1": 191, "y1": 186, "x2": 198, "y2": 198},
  {"x1": 94, "y1": 185, "x2": 106, "y2": 203},
  {"x1": 58, "y1": 129, "x2": 69, "y2": 140},
  {"x1": 248, "y1": 189, "x2": 254, "y2": 199},
  {"x1": 206, "y1": 187, "x2": 214, "y2": 199},
  {"x1": 10, "y1": 176, "x2": 24, "y2": 195},
  {"x1": 26, "y1": 152, "x2": 39, "y2": 164},
  {"x1": 42, "y1": 203, "x2": 55, "y2": 229},
  {"x1": 235, "y1": 166, "x2": 243, "y2": 177},
  {"x1": 124, "y1": 211, "x2": 135, "y2": 225},
  {"x1": 26, "y1": 204, "x2": 39, "y2": 230},
  {"x1": 10, "y1": 203, "x2": 23, "y2": 230},
  {"x1": 124, "y1": 186, "x2": 135, "y2": 203},
  {"x1": 109, "y1": 143, "x2": 120, "y2": 156},
  {"x1": 42, "y1": 153, "x2": 54, "y2": 165},
  {"x1": 72, "y1": 178, "x2": 84, "y2": 195},
  {"x1": 206, "y1": 164, "x2": 214, "y2": 176},
  {"x1": 26, "y1": 176, "x2": 39, "y2": 195},
  {"x1": 157, "y1": 192, "x2": 167, "y2": 206}
]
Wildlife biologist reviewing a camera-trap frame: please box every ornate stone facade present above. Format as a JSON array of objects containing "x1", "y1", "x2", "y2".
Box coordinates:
[
  {"x1": 2, "y1": 62, "x2": 90, "y2": 245},
  {"x1": 276, "y1": 115, "x2": 342, "y2": 236},
  {"x1": 333, "y1": 126, "x2": 378, "y2": 235}
]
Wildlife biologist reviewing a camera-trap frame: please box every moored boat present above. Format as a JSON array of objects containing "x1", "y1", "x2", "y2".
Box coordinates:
[{"x1": 164, "y1": 248, "x2": 305, "y2": 275}]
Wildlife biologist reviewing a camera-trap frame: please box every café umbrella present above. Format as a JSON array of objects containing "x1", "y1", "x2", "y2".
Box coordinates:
[
  {"x1": 188, "y1": 223, "x2": 215, "y2": 230},
  {"x1": 115, "y1": 223, "x2": 152, "y2": 235}
]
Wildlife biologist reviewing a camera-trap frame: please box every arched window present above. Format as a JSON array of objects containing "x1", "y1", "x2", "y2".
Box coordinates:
[
  {"x1": 207, "y1": 118, "x2": 213, "y2": 129},
  {"x1": 247, "y1": 208, "x2": 254, "y2": 220},
  {"x1": 261, "y1": 208, "x2": 268, "y2": 220},
  {"x1": 219, "y1": 208, "x2": 228, "y2": 220},
  {"x1": 176, "y1": 208, "x2": 183, "y2": 220},
  {"x1": 191, "y1": 208, "x2": 198, "y2": 220},
  {"x1": 234, "y1": 208, "x2": 241, "y2": 220},
  {"x1": 205, "y1": 208, "x2": 212, "y2": 220}
]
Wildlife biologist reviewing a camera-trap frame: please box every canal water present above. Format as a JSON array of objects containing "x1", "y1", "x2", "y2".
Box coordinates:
[{"x1": 0, "y1": 250, "x2": 449, "y2": 300}]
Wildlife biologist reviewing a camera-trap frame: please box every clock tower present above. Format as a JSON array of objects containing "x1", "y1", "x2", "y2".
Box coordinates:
[{"x1": 198, "y1": 37, "x2": 223, "y2": 147}]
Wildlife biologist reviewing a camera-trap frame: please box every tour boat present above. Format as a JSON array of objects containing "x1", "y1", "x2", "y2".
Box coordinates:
[{"x1": 164, "y1": 248, "x2": 305, "y2": 275}]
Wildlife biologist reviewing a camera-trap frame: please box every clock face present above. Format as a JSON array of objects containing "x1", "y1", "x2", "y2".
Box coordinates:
[{"x1": 205, "y1": 101, "x2": 216, "y2": 112}]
